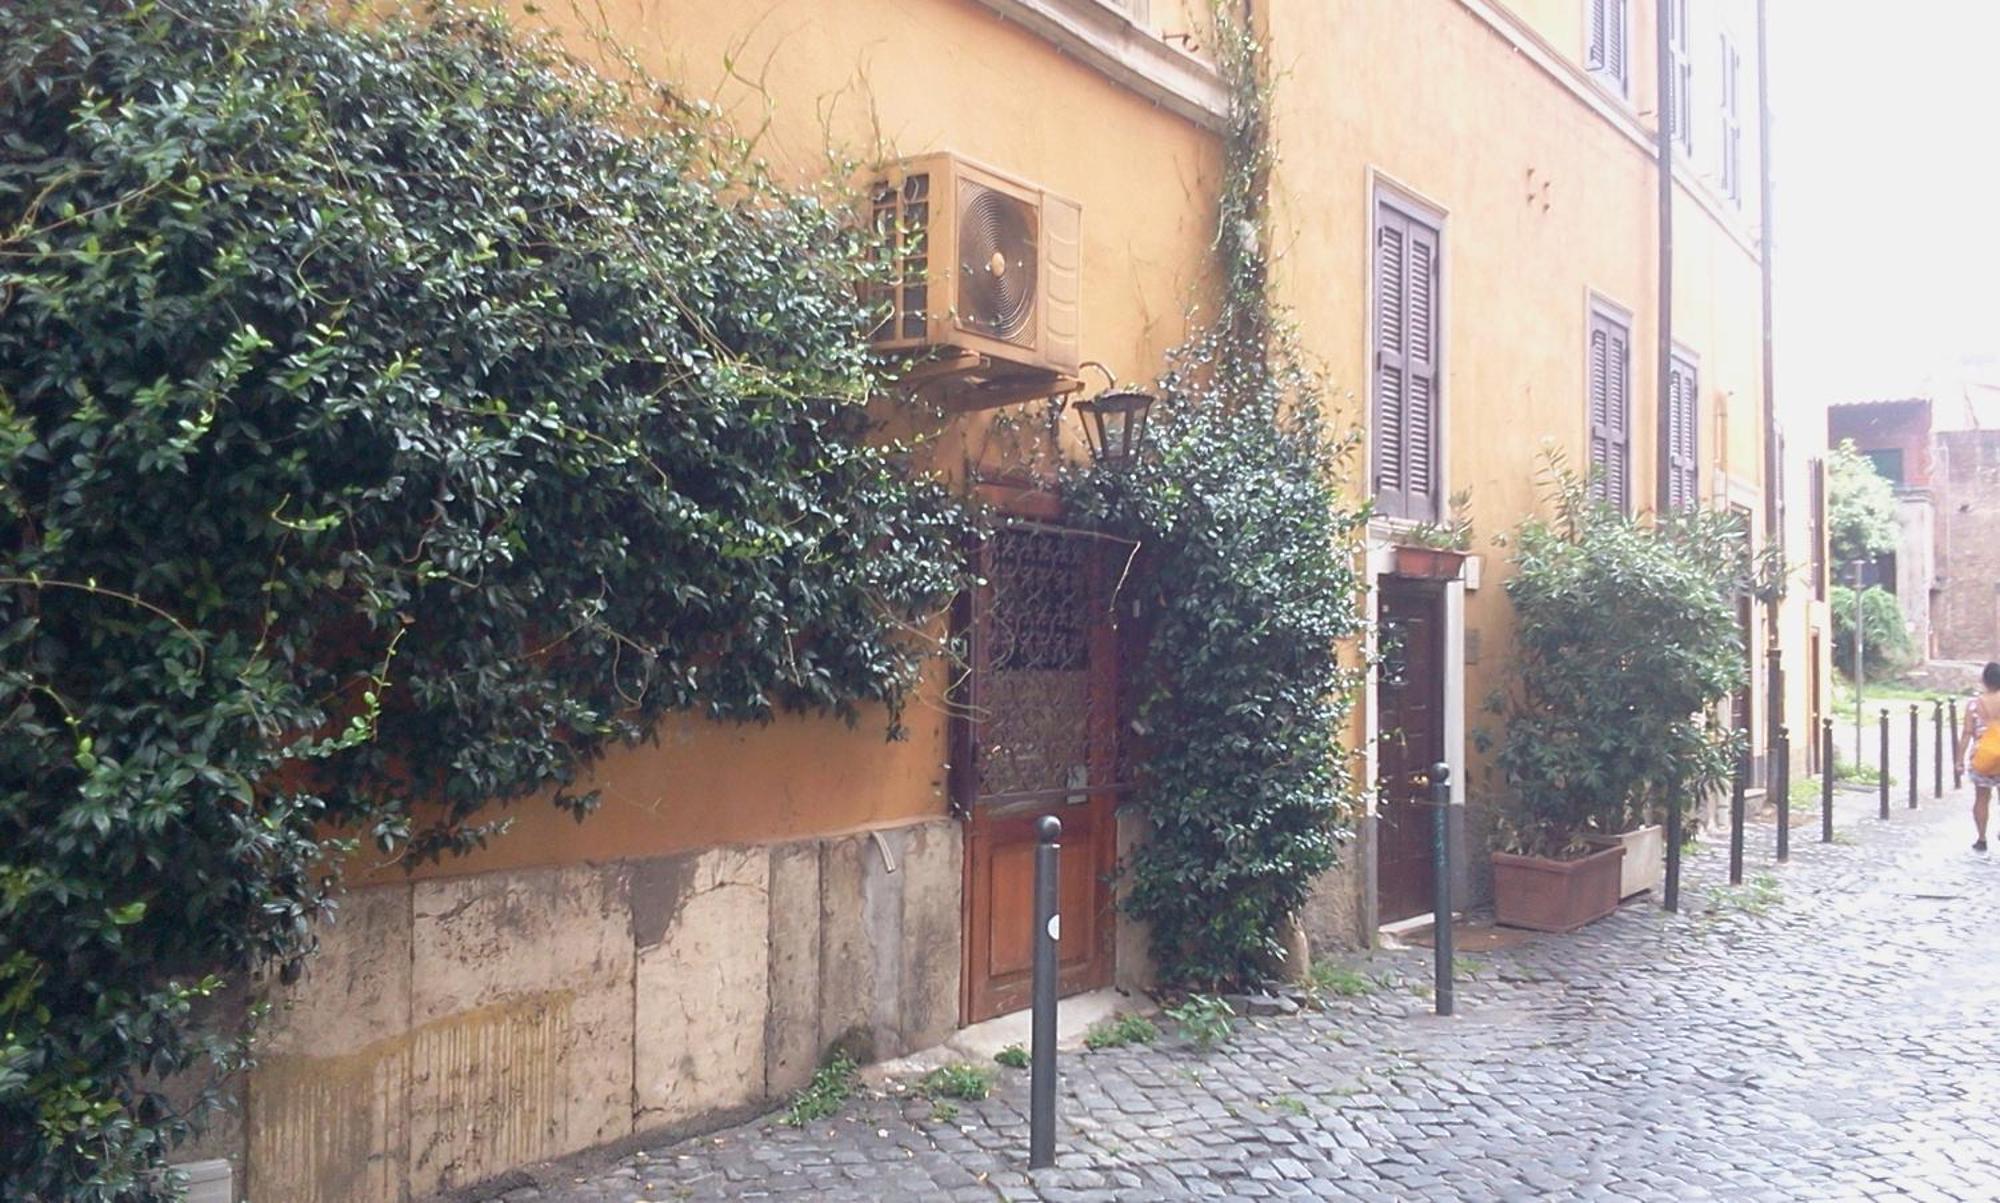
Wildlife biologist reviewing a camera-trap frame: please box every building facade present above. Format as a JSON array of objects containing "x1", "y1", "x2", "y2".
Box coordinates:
[
  {"x1": 1828, "y1": 397, "x2": 1999, "y2": 664},
  {"x1": 195, "y1": 2, "x2": 1807, "y2": 1198}
]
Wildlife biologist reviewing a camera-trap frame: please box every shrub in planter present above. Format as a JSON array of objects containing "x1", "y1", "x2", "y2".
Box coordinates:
[{"x1": 1483, "y1": 453, "x2": 1767, "y2": 873}]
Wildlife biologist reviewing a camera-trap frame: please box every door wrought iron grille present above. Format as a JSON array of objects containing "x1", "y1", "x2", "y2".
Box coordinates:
[{"x1": 955, "y1": 525, "x2": 1121, "y2": 811}]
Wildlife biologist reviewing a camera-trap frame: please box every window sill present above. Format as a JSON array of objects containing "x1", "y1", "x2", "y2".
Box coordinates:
[{"x1": 969, "y1": 0, "x2": 1228, "y2": 131}]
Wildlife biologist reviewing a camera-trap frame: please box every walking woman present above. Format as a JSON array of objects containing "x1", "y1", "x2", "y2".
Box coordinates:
[{"x1": 1956, "y1": 661, "x2": 2000, "y2": 851}]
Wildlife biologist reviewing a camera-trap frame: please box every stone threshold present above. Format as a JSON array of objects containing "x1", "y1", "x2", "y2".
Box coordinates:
[{"x1": 863, "y1": 987, "x2": 1151, "y2": 1084}]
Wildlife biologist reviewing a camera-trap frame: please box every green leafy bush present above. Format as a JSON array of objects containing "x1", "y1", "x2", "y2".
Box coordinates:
[
  {"x1": 1830, "y1": 585, "x2": 1914, "y2": 678},
  {"x1": 1063, "y1": 1, "x2": 1365, "y2": 991},
  {"x1": 0, "y1": 0, "x2": 966, "y2": 1193},
  {"x1": 1485, "y1": 454, "x2": 1764, "y2": 858}
]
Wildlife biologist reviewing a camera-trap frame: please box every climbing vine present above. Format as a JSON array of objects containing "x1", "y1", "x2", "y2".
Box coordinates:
[
  {"x1": 0, "y1": 0, "x2": 969, "y2": 1195},
  {"x1": 1067, "y1": 2, "x2": 1368, "y2": 989}
]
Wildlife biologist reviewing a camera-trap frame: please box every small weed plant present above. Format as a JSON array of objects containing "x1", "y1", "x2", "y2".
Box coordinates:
[
  {"x1": 919, "y1": 1063, "x2": 994, "y2": 1102},
  {"x1": 928, "y1": 1100, "x2": 960, "y2": 1124},
  {"x1": 1083, "y1": 1012, "x2": 1161, "y2": 1051},
  {"x1": 1305, "y1": 962, "x2": 1377, "y2": 1002},
  {"x1": 783, "y1": 1054, "x2": 859, "y2": 1127},
  {"x1": 1264, "y1": 1094, "x2": 1309, "y2": 1118},
  {"x1": 994, "y1": 1044, "x2": 1030, "y2": 1069},
  {"x1": 1705, "y1": 873, "x2": 1782, "y2": 917},
  {"x1": 1165, "y1": 994, "x2": 1237, "y2": 1051}
]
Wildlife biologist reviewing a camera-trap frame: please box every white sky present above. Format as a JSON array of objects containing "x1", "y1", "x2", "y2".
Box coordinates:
[{"x1": 1769, "y1": 0, "x2": 2000, "y2": 421}]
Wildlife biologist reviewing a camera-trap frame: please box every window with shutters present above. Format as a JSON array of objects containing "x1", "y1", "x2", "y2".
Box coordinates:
[
  {"x1": 1666, "y1": 0, "x2": 1692, "y2": 153},
  {"x1": 1372, "y1": 197, "x2": 1442, "y2": 522},
  {"x1": 1586, "y1": 307, "x2": 1632, "y2": 514},
  {"x1": 1667, "y1": 352, "x2": 1699, "y2": 509},
  {"x1": 1586, "y1": 0, "x2": 1630, "y2": 96},
  {"x1": 1719, "y1": 34, "x2": 1742, "y2": 202}
]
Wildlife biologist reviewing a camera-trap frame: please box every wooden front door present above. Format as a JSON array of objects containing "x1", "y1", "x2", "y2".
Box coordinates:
[
  {"x1": 1376, "y1": 583, "x2": 1445, "y2": 925},
  {"x1": 958, "y1": 525, "x2": 1120, "y2": 1024}
]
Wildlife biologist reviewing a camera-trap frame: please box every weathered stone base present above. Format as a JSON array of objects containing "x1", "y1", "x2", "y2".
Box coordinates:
[{"x1": 229, "y1": 819, "x2": 961, "y2": 1203}]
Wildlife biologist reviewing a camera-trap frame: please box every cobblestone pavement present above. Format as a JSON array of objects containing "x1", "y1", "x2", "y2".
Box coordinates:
[{"x1": 487, "y1": 778, "x2": 2000, "y2": 1202}]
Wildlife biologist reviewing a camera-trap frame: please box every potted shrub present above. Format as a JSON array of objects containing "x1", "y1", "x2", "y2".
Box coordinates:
[
  {"x1": 1393, "y1": 489, "x2": 1473, "y2": 581},
  {"x1": 1484, "y1": 452, "x2": 1762, "y2": 930}
]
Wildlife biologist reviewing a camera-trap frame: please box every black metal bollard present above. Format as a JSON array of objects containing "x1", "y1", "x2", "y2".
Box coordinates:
[
  {"x1": 1935, "y1": 699, "x2": 1946, "y2": 799},
  {"x1": 1431, "y1": 762, "x2": 1454, "y2": 1018},
  {"x1": 1878, "y1": 709, "x2": 1891, "y2": 820},
  {"x1": 1729, "y1": 749, "x2": 1746, "y2": 886},
  {"x1": 1952, "y1": 699, "x2": 1968, "y2": 791},
  {"x1": 1664, "y1": 769, "x2": 1682, "y2": 914},
  {"x1": 1953, "y1": 698, "x2": 1964, "y2": 789},
  {"x1": 1775, "y1": 726, "x2": 1790, "y2": 862},
  {"x1": 1909, "y1": 704, "x2": 1920, "y2": 810},
  {"x1": 1029, "y1": 815, "x2": 1060, "y2": 1170},
  {"x1": 1820, "y1": 717, "x2": 1835, "y2": 844}
]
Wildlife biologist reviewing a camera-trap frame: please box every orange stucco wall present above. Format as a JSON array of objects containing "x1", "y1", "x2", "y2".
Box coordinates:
[
  {"x1": 387, "y1": 0, "x2": 1222, "y2": 881},
  {"x1": 1264, "y1": 0, "x2": 1772, "y2": 817}
]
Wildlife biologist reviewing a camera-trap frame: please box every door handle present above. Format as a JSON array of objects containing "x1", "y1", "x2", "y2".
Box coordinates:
[{"x1": 1409, "y1": 771, "x2": 1430, "y2": 788}]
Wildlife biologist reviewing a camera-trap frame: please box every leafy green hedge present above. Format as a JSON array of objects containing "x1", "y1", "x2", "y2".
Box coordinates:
[
  {"x1": 0, "y1": 1, "x2": 965, "y2": 1194},
  {"x1": 1486, "y1": 458, "x2": 1763, "y2": 857}
]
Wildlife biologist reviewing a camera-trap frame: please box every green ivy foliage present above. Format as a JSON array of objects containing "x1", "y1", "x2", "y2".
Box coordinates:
[
  {"x1": 1485, "y1": 455, "x2": 1763, "y2": 858},
  {"x1": 0, "y1": 0, "x2": 966, "y2": 1194},
  {"x1": 1830, "y1": 584, "x2": 1913, "y2": 678},
  {"x1": 1065, "y1": 2, "x2": 1366, "y2": 990}
]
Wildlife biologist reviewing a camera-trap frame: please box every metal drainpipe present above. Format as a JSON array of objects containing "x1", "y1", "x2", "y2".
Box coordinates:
[
  {"x1": 1757, "y1": 0, "x2": 1784, "y2": 788},
  {"x1": 1654, "y1": 1, "x2": 1675, "y2": 520}
]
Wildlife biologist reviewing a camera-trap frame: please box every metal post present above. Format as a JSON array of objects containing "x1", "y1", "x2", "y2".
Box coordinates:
[
  {"x1": 1853, "y1": 562, "x2": 1866, "y2": 765},
  {"x1": 1729, "y1": 749, "x2": 1746, "y2": 886},
  {"x1": 1878, "y1": 708, "x2": 1890, "y2": 820},
  {"x1": 1775, "y1": 725, "x2": 1790, "y2": 862},
  {"x1": 1820, "y1": 717, "x2": 1835, "y2": 843},
  {"x1": 1029, "y1": 816, "x2": 1060, "y2": 1170},
  {"x1": 1908, "y1": 704, "x2": 1920, "y2": 810},
  {"x1": 1664, "y1": 767, "x2": 1682, "y2": 913},
  {"x1": 1935, "y1": 699, "x2": 1946, "y2": 799},
  {"x1": 1430, "y1": 762, "x2": 1454, "y2": 1018},
  {"x1": 1953, "y1": 698, "x2": 1963, "y2": 789}
]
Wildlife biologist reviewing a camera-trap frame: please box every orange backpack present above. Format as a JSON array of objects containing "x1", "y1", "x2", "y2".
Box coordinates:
[{"x1": 1974, "y1": 697, "x2": 2000, "y2": 778}]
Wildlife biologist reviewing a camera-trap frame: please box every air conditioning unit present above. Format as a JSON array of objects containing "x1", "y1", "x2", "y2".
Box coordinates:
[{"x1": 869, "y1": 153, "x2": 1082, "y2": 383}]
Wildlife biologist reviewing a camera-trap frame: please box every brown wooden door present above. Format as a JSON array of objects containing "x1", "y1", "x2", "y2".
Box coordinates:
[
  {"x1": 1376, "y1": 584, "x2": 1444, "y2": 925},
  {"x1": 958, "y1": 526, "x2": 1119, "y2": 1023}
]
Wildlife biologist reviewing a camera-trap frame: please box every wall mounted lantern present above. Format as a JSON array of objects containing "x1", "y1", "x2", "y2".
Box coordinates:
[{"x1": 1074, "y1": 389, "x2": 1156, "y2": 468}]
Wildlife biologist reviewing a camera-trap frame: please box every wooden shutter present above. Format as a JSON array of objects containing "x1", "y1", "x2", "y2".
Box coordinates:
[
  {"x1": 1587, "y1": 0, "x2": 1608, "y2": 72},
  {"x1": 1374, "y1": 212, "x2": 1408, "y2": 518},
  {"x1": 1373, "y1": 202, "x2": 1441, "y2": 521},
  {"x1": 1588, "y1": 310, "x2": 1631, "y2": 513},
  {"x1": 1668, "y1": 354, "x2": 1699, "y2": 509},
  {"x1": 1607, "y1": 0, "x2": 1627, "y2": 90}
]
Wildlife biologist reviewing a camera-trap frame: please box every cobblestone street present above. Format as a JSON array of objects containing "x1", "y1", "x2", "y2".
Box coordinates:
[{"x1": 488, "y1": 771, "x2": 2000, "y2": 1202}]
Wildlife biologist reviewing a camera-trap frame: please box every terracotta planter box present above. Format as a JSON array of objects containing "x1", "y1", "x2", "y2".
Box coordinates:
[
  {"x1": 1491, "y1": 844, "x2": 1625, "y2": 932},
  {"x1": 1393, "y1": 546, "x2": 1466, "y2": 581},
  {"x1": 1585, "y1": 825, "x2": 1665, "y2": 899}
]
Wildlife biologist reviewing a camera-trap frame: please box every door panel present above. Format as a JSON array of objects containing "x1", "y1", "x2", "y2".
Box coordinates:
[
  {"x1": 959, "y1": 526, "x2": 1120, "y2": 1023},
  {"x1": 1376, "y1": 585, "x2": 1444, "y2": 925}
]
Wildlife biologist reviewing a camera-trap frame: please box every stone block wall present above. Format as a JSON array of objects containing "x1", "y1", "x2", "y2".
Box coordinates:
[
  {"x1": 227, "y1": 818, "x2": 961, "y2": 1202},
  {"x1": 1935, "y1": 430, "x2": 2000, "y2": 663}
]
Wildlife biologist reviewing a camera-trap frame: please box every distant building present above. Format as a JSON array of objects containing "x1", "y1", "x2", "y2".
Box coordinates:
[{"x1": 1828, "y1": 393, "x2": 1999, "y2": 662}]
